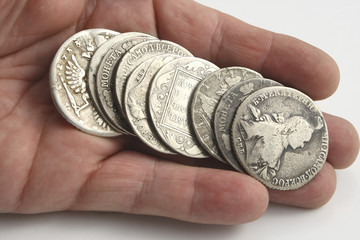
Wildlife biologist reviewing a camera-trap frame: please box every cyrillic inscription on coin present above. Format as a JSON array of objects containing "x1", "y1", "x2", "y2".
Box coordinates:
[
  {"x1": 191, "y1": 67, "x2": 262, "y2": 163},
  {"x1": 214, "y1": 78, "x2": 281, "y2": 171},
  {"x1": 114, "y1": 40, "x2": 192, "y2": 120},
  {"x1": 124, "y1": 54, "x2": 188, "y2": 154},
  {"x1": 91, "y1": 32, "x2": 157, "y2": 134},
  {"x1": 50, "y1": 29, "x2": 121, "y2": 137},
  {"x1": 231, "y1": 86, "x2": 328, "y2": 190},
  {"x1": 148, "y1": 57, "x2": 219, "y2": 158}
]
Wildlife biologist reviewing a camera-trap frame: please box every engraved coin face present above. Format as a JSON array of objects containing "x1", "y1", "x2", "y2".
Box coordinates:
[
  {"x1": 148, "y1": 57, "x2": 219, "y2": 158},
  {"x1": 124, "y1": 55, "x2": 188, "y2": 154},
  {"x1": 114, "y1": 40, "x2": 192, "y2": 120},
  {"x1": 214, "y1": 78, "x2": 281, "y2": 171},
  {"x1": 89, "y1": 32, "x2": 157, "y2": 134},
  {"x1": 191, "y1": 67, "x2": 262, "y2": 163},
  {"x1": 50, "y1": 29, "x2": 122, "y2": 137},
  {"x1": 231, "y1": 86, "x2": 328, "y2": 190}
]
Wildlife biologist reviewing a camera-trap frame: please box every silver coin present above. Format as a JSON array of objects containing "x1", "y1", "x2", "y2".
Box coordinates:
[
  {"x1": 191, "y1": 67, "x2": 262, "y2": 163},
  {"x1": 50, "y1": 29, "x2": 122, "y2": 137},
  {"x1": 214, "y1": 78, "x2": 281, "y2": 171},
  {"x1": 89, "y1": 32, "x2": 157, "y2": 134},
  {"x1": 114, "y1": 40, "x2": 192, "y2": 120},
  {"x1": 148, "y1": 57, "x2": 219, "y2": 158},
  {"x1": 124, "y1": 55, "x2": 188, "y2": 154},
  {"x1": 231, "y1": 86, "x2": 328, "y2": 190}
]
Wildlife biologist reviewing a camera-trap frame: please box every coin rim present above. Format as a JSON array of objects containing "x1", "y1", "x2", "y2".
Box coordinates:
[
  {"x1": 91, "y1": 32, "x2": 157, "y2": 134},
  {"x1": 230, "y1": 86, "x2": 329, "y2": 190},
  {"x1": 190, "y1": 66, "x2": 263, "y2": 163},
  {"x1": 123, "y1": 54, "x2": 186, "y2": 154},
  {"x1": 50, "y1": 28, "x2": 122, "y2": 137},
  {"x1": 113, "y1": 39, "x2": 193, "y2": 122},
  {"x1": 148, "y1": 56, "x2": 219, "y2": 158},
  {"x1": 213, "y1": 78, "x2": 281, "y2": 171}
]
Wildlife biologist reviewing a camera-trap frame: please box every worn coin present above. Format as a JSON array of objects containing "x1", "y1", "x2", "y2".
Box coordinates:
[
  {"x1": 114, "y1": 40, "x2": 192, "y2": 120},
  {"x1": 148, "y1": 57, "x2": 219, "y2": 158},
  {"x1": 214, "y1": 78, "x2": 281, "y2": 171},
  {"x1": 191, "y1": 67, "x2": 262, "y2": 163},
  {"x1": 50, "y1": 29, "x2": 122, "y2": 137},
  {"x1": 124, "y1": 55, "x2": 188, "y2": 154},
  {"x1": 231, "y1": 86, "x2": 328, "y2": 190},
  {"x1": 89, "y1": 32, "x2": 157, "y2": 134}
]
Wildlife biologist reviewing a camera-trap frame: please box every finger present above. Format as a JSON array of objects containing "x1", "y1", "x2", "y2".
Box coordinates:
[
  {"x1": 83, "y1": 0, "x2": 157, "y2": 36},
  {"x1": 154, "y1": 0, "x2": 339, "y2": 100},
  {"x1": 70, "y1": 151, "x2": 269, "y2": 225},
  {"x1": 324, "y1": 113, "x2": 360, "y2": 169},
  {"x1": 269, "y1": 162, "x2": 336, "y2": 208}
]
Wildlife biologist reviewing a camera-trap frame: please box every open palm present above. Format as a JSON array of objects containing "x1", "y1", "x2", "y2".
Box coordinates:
[{"x1": 0, "y1": 0, "x2": 358, "y2": 225}]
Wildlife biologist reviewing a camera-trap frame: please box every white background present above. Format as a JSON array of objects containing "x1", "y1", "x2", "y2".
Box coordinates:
[{"x1": 1, "y1": 0, "x2": 359, "y2": 239}]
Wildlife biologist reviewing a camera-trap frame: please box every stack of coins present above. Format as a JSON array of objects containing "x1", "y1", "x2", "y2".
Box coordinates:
[{"x1": 50, "y1": 29, "x2": 328, "y2": 191}]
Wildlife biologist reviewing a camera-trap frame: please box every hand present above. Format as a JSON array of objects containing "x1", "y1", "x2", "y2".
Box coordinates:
[{"x1": 0, "y1": 0, "x2": 358, "y2": 225}]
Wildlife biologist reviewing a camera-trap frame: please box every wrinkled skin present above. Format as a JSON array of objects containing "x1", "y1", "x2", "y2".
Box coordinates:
[{"x1": 0, "y1": 0, "x2": 358, "y2": 225}]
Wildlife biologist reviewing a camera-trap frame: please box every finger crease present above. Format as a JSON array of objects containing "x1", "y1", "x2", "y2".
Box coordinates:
[
  {"x1": 209, "y1": 14, "x2": 225, "y2": 63},
  {"x1": 0, "y1": 0, "x2": 27, "y2": 51},
  {"x1": 76, "y1": 0, "x2": 98, "y2": 31},
  {"x1": 152, "y1": 0, "x2": 160, "y2": 38},
  {"x1": 130, "y1": 159, "x2": 158, "y2": 214},
  {"x1": 257, "y1": 31, "x2": 274, "y2": 73},
  {"x1": 187, "y1": 167, "x2": 200, "y2": 221},
  {"x1": 70, "y1": 160, "x2": 104, "y2": 209}
]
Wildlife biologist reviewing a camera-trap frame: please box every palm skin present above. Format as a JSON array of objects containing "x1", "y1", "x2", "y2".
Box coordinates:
[{"x1": 0, "y1": 0, "x2": 359, "y2": 225}]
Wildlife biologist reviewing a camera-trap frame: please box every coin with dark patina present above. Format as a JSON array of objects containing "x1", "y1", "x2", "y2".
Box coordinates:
[
  {"x1": 231, "y1": 86, "x2": 328, "y2": 190},
  {"x1": 214, "y1": 78, "x2": 281, "y2": 171},
  {"x1": 191, "y1": 67, "x2": 262, "y2": 163}
]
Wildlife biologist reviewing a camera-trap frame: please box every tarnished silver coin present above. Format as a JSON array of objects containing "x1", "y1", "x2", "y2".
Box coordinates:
[
  {"x1": 124, "y1": 55, "x2": 188, "y2": 154},
  {"x1": 50, "y1": 29, "x2": 122, "y2": 137},
  {"x1": 214, "y1": 78, "x2": 281, "y2": 171},
  {"x1": 191, "y1": 67, "x2": 262, "y2": 163},
  {"x1": 231, "y1": 86, "x2": 328, "y2": 190},
  {"x1": 89, "y1": 32, "x2": 157, "y2": 134},
  {"x1": 148, "y1": 57, "x2": 219, "y2": 158},
  {"x1": 114, "y1": 40, "x2": 192, "y2": 120}
]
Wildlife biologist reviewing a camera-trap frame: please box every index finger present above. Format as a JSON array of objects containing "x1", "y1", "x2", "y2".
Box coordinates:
[{"x1": 154, "y1": 0, "x2": 339, "y2": 100}]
